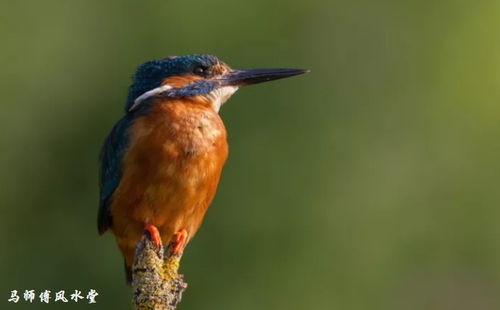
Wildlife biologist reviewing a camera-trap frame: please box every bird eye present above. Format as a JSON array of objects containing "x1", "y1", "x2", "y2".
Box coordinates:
[{"x1": 193, "y1": 66, "x2": 207, "y2": 75}]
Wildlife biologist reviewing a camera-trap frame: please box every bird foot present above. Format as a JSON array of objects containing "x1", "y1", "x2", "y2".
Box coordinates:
[
  {"x1": 171, "y1": 229, "x2": 188, "y2": 255},
  {"x1": 144, "y1": 224, "x2": 162, "y2": 249}
]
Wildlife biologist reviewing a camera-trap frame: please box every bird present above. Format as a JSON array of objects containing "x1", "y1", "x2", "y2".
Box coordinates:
[{"x1": 97, "y1": 54, "x2": 307, "y2": 283}]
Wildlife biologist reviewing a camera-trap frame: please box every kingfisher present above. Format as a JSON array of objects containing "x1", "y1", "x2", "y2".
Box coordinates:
[{"x1": 98, "y1": 54, "x2": 307, "y2": 282}]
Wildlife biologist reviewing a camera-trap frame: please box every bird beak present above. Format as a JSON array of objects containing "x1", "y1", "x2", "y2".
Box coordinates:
[{"x1": 220, "y1": 68, "x2": 309, "y2": 86}]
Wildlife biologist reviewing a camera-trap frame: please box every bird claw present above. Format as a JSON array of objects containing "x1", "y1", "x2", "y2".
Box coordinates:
[
  {"x1": 144, "y1": 224, "x2": 162, "y2": 249},
  {"x1": 171, "y1": 229, "x2": 188, "y2": 255}
]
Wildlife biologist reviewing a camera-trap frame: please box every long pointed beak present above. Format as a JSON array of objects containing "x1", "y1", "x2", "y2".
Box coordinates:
[{"x1": 220, "y1": 68, "x2": 309, "y2": 86}]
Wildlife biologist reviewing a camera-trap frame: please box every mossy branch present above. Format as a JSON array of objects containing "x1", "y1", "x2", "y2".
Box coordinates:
[{"x1": 132, "y1": 234, "x2": 187, "y2": 310}]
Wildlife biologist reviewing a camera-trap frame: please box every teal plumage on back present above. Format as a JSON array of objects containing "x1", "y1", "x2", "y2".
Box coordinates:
[{"x1": 98, "y1": 115, "x2": 132, "y2": 234}]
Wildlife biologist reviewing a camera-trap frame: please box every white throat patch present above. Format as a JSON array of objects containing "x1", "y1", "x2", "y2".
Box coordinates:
[{"x1": 206, "y1": 86, "x2": 239, "y2": 112}]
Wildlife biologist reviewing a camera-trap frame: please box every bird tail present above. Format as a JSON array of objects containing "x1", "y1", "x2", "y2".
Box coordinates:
[{"x1": 124, "y1": 260, "x2": 132, "y2": 285}]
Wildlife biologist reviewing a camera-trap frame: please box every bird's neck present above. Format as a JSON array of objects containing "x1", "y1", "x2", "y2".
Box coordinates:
[{"x1": 126, "y1": 75, "x2": 237, "y2": 114}]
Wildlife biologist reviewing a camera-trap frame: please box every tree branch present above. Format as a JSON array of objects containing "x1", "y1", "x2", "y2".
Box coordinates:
[{"x1": 132, "y1": 234, "x2": 187, "y2": 310}]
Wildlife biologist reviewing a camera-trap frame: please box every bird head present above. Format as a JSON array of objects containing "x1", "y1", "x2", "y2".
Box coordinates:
[{"x1": 126, "y1": 54, "x2": 308, "y2": 113}]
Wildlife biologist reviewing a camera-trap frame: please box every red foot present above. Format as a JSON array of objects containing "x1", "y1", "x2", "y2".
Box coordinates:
[
  {"x1": 144, "y1": 224, "x2": 162, "y2": 249},
  {"x1": 172, "y1": 229, "x2": 188, "y2": 255}
]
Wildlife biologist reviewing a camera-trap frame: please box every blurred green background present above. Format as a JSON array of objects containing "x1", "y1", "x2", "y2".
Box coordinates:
[{"x1": 1, "y1": 0, "x2": 500, "y2": 309}]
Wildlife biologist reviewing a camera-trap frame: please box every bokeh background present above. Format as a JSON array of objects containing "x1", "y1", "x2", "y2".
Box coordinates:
[{"x1": 1, "y1": 0, "x2": 500, "y2": 309}]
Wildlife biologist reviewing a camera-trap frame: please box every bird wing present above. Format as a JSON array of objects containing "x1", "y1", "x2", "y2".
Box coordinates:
[{"x1": 98, "y1": 116, "x2": 131, "y2": 234}]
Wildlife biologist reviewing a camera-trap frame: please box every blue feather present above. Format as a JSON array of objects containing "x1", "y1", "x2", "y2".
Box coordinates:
[
  {"x1": 125, "y1": 55, "x2": 221, "y2": 111},
  {"x1": 98, "y1": 115, "x2": 132, "y2": 234}
]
